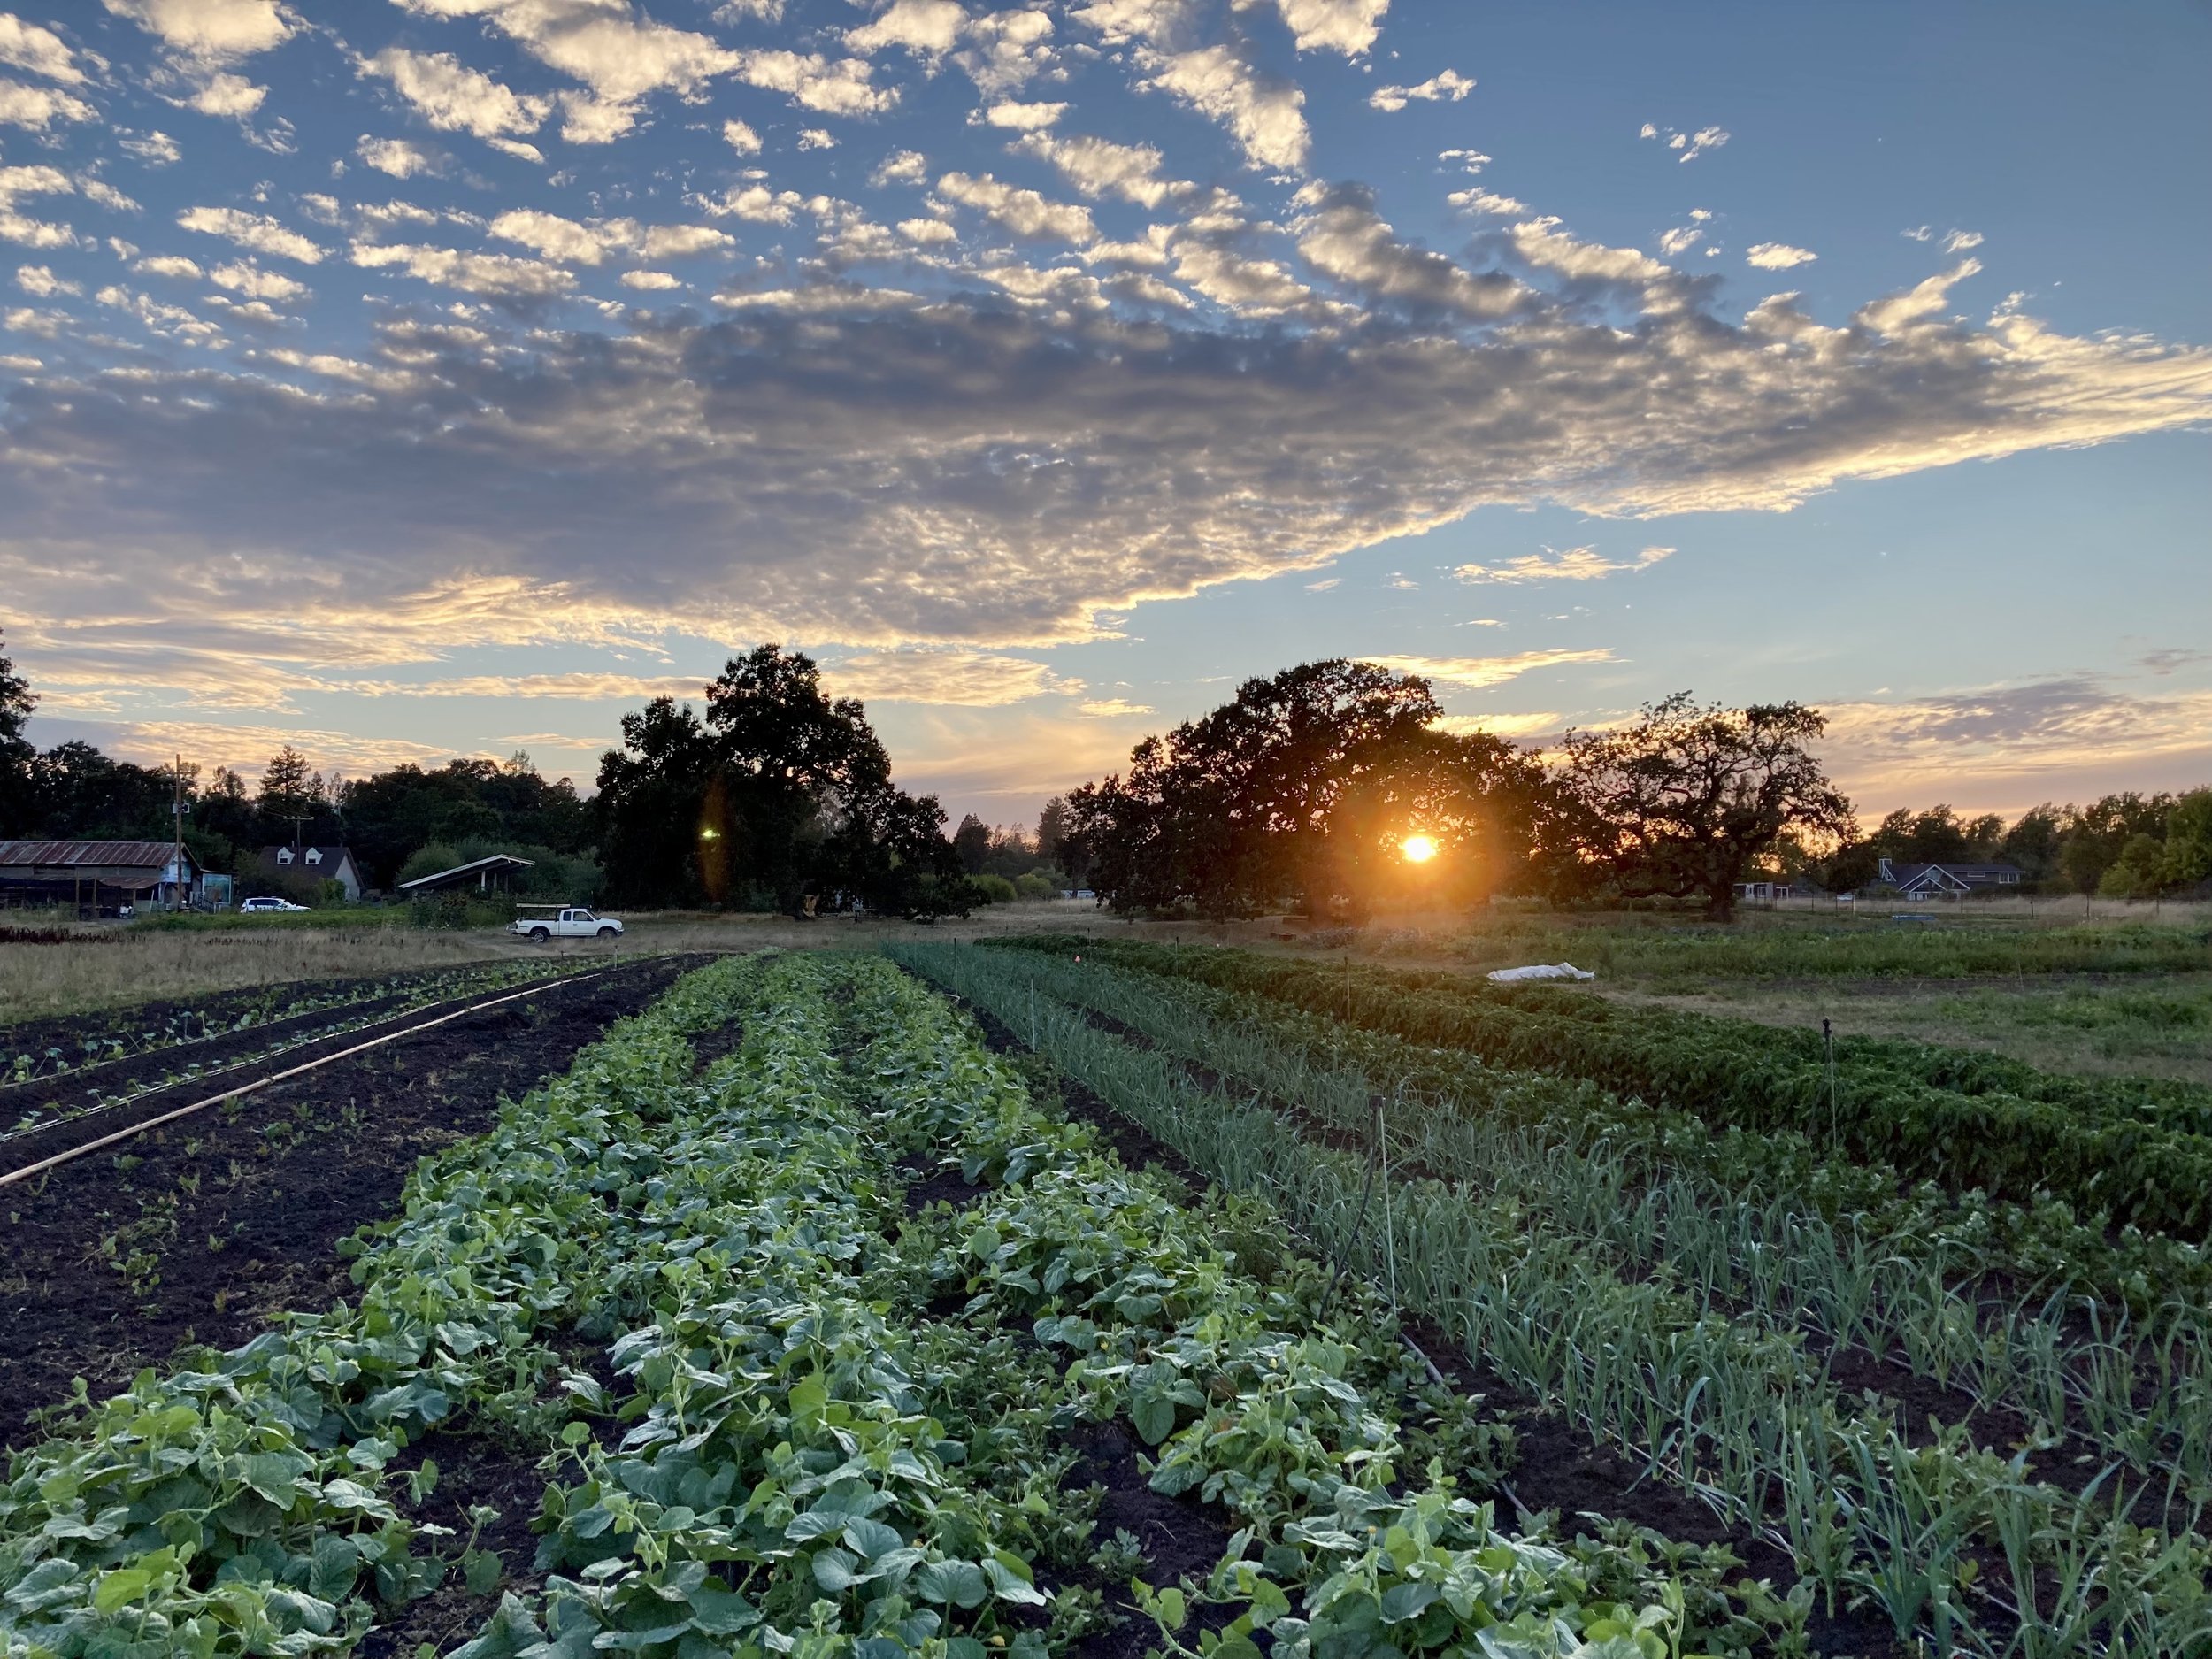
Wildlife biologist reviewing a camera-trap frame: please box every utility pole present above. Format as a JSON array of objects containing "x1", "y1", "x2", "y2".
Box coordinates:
[{"x1": 170, "y1": 753, "x2": 188, "y2": 912}]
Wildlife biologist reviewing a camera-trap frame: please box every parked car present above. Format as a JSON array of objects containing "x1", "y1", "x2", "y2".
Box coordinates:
[
  {"x1": 239, "y1": 895, "x2": 310, "y2": 912},
  {"x1": 511, "y1": 906, "x2": 624, "y2": 941}
]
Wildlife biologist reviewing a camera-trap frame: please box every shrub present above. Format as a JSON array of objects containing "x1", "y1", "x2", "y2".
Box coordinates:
[{"x1": 972, "y1": 873, "x2": 1018, "y2": 904}]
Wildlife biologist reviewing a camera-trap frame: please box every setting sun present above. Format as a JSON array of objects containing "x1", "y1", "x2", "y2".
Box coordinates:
[{"x1": 1401, "y1": 834, "x2": 1439, "y2": 864}]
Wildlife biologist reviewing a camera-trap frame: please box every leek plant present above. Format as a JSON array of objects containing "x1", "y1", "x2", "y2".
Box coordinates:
[
  {"x1": 894, "y1": 942, "x2": 2212, "y2": 1659},
  {"x1": 979, "y1": 942, "x2": 2212, "y2": 1512}
]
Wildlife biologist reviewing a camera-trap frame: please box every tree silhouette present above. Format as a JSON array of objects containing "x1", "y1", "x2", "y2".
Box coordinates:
[
  {"x1": 1069, "y1": 659, "x2": 1545, "y2": 917},
  {"x1": 1556, "y1": 693, "x2": 1854, "y2": 920},
  {"x1": 596, "y1": 644, "x2": 964, "y2": 914},
  {"x1": 0, "y1": 626, "x2": 35, "y2": 835}
]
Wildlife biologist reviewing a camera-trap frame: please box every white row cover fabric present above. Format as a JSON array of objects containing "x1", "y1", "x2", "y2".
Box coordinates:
[{"x1": 1486, "y1": 963, "x2": 1596, "y2": 982}]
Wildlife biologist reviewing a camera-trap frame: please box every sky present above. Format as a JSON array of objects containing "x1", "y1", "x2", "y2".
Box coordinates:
[{"x1": 4, "y1": 0, "x2": 2208, "y2": 831}]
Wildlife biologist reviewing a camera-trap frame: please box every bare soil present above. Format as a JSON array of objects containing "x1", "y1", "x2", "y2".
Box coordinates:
[
  {"x1": 0, "y1": 956, "x2": 702, "y2": 1448},
  {"x1": 0, "y1": 965, "x2": 612, "y2": 1152}
]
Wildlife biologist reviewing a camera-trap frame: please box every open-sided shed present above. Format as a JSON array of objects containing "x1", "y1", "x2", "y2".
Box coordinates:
[
  {"x1": 0, "y1": 839, "x2": 201, "y2": 913},
  {"x1": 396, "y1": 853, "x2": 535, "y2": 898}
]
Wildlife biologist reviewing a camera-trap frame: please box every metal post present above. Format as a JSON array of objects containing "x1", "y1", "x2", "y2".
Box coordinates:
[
  {"x1": 171, "y1": 753, "x2": 186, "y2": 912},
  {"x1": 1377, "y1": 1089, "x2": 1399, "y2": 1314},
  {"x1": 1823, "y1": 1017, "x2": 1838, "y2": 1145}
]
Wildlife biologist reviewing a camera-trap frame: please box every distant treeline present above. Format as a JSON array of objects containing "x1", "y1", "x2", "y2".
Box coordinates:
[
  {"x1": 5, "y1": 626, "x2": 2203, "y2": 918},
  {"x1": 0, "y1": 631, "x2": 1010, "y2": 914},
  {"x1": 1832, "y1": 797, "x2": 2212, "y2": 900},
  {"x1": 1061, "y1": 660, "x2": 2212, "y2": 919}
]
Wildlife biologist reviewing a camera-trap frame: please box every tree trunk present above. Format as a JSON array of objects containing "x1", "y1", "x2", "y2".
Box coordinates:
[{"x1": 1703, "y1": 880, "x2": 1737, "y2": 923}]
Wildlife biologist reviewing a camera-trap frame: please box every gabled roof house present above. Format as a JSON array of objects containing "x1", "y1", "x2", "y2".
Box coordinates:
[
  {"x1": 1877, "y1": 858, "x2": 2027, "y2": 895},
  {"x1": 257, "y1": 843, "x2": 365, "y2": 900}
]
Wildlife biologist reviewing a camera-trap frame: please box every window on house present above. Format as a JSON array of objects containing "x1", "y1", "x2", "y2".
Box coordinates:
[
  {"x1": 306, "y1": 848, "x2": 322, "y2": 864},
  {"x1": 277, "y1": 848, "x2": 293, "y2": 864}
]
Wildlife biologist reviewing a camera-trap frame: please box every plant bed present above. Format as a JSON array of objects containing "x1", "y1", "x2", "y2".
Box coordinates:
[
  {"x1": 0, "y1": 950, "x2": 2079, "y2": 1659},
  {"x1": 904, "y1": 941, "x2": 2212, "y2": 1658},
  {"x1": 944, "y1": 979, "x2": 1907, "y2": 1658},
  {"x1": 0, "y1": 958, "x2": 602, "y2": 1086},
  {"x1": 0, "y1": 956, "x2": 697, "y2": 1446}
]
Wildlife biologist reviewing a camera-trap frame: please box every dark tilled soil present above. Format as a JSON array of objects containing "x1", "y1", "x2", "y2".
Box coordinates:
[
  {"x1": 0, "y1": 963, "x2": 585, "y2": 1088},
  {"x1": 688, "y1": 1018, "x2": 750, "y2": 1076},
  {"x1": 902, "y1": 1163, "x2": 987, "y2": 1217},
  {"x1": 929, "y1": 979, "x2": 1908, "y2": 1659},
  {"x1": 1064, "y1": 1417, "x2": 1235, "y2": 1659},
  {"x1": 358, "y1": 1429, "x2": 565, "y2": 1659},
  {"x1": 0, "y1": 968, "x2": 634, "y2": 1161},
  {"x1": 0, "y1": 956, "x2": 703, "y2": 1448}
]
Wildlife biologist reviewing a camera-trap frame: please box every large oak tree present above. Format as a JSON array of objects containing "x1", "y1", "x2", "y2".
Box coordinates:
[
  {"x1": 1069, "y1": 659, "x2": 1546, "y2": 918},
  {"x1": 1555, "y1": 693, "x2": 1855, "y2": 920},
  {"x1": 595, "y1": 644, "x2": 964, "y2": 914}
]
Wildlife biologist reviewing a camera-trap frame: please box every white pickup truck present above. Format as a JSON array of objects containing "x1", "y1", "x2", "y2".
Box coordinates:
[{"x1": 511, "y1": 906, "x2": 625, "y2": 941}]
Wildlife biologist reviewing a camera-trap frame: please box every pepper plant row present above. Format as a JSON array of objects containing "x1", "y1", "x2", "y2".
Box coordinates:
[
  {"x1": 899, "y1": 942, "x2": 2212, "y2": 1658},
  {"x1": 990, "y1": 938, "x2": 2212, "y2": 1246}
]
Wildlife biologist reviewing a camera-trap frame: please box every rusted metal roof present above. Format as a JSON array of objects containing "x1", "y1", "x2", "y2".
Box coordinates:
[{"x1": 0, "y1": 840, "x2": 180, "y2": 869}]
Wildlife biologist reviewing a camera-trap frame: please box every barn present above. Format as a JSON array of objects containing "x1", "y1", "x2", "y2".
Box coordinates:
[{"x1": 0, "y1": 840, "x2": 202, "y2": 915}]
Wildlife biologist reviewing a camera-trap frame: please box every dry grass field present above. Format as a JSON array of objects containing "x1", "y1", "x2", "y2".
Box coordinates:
[{"x1": 8, "y1": 896, "x2": 2208, "y2": 1086}]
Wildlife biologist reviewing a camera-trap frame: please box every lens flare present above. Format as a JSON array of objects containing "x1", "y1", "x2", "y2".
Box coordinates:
[{"x1": 1401, "y1": 833, "x2": 1438, "y2": 864}]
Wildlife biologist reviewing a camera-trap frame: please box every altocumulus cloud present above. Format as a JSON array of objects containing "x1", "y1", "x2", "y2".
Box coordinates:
[{"x1": 2, "y1": 261, "x2": 2209, "y2": 656}]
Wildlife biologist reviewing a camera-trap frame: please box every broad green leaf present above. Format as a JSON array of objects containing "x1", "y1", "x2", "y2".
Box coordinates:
[
  {"x1": 1379, "y1": 1581, "x2": 1442, "y2": 1624},
  {"x1": 688, "y1": 1586, "x2": 761, "y2": 1636},
  {"x1": 92, "y1": 1568, "x2": 152, "y2": 1614},
  {"x1": 1131, "y1": 1394, "x2": 1178, "y2": 1446},
  {"x1": 464, "y1": 1547, "x2": 504, "y2": 1596},
  {"x1": 914, "y1": 1559, "x2": 988, "y2": 1609},
  {"x1": 1247, "y1": 1578, "x2": 1294, "y2": 1629},
  {"x1": 842, "y1": 1517, "x2": 904, "y2": 1560},
  {"x1": 810, "y1": 1547, "x2": 862, "y2": 1594}
]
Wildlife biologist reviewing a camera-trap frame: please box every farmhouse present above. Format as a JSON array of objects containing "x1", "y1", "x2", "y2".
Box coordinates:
[
  {"x1": 1877, "y1": 858, "x2": 2027, "y2": 895},
  {"x1": 256, "y1": 842, "x2": 365, "y2": 901},
  {"x1": 0, "y1": 839, "x2": 201, "y2": 912}
]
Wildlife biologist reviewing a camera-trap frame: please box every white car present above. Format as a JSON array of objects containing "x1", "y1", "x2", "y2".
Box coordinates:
[
  {"x1": 239, "y1": 895, "x2": 310, "y2": 912},
  {"x1": 511, "y1": 906, "x2": 625, "y2": 941}
]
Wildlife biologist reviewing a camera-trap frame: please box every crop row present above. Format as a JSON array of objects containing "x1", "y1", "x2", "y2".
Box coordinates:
[
  {"x1": 964, "y1": 942, "x2": 2212, "y2": 1503},
  {"x1": 492, "y1": 953, "x2": 1790, "y2": 1657},
  {"x1": 0, "y1": 952, "x2": 1773, "y2": 1659},
  {"x1": 983, "y1": 941, "x2": 2212, "y2": 1318},
  {"x1": 2, "y1": 955, "x2": 600, "y2": 1118},
  {"x1": 900, "y1": 942, "x2": 2212, "y2": 1657},
  {"x1": 0, "y1": 954, "x2": 762, "y2": 1657},
  {"x1": 994, "y1": 939, "x2": 2212, "y2": 1240}
]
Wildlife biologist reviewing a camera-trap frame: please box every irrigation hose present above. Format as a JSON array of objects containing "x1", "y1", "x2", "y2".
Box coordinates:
[
  {"x1": 0, "y1": 966, "x2": 619, "y2": 1189},
  {"x1": 0, "y1": 962, "x2": 618, "y2": 1152}
]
